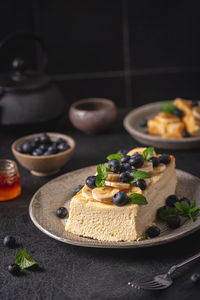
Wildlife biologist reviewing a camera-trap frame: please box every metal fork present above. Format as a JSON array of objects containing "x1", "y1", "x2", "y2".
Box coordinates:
[{"x1": 128, "y1": 251, "x2": 200, "y2": 290}]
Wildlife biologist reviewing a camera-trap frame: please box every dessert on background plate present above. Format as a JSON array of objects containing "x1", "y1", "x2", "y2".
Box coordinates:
[
  {"x1": 65, "y1": 147, "x2": 177, "y2": 242},
  {"x1": 148, "y1": 98, "x2": 200, "y2": 139}
]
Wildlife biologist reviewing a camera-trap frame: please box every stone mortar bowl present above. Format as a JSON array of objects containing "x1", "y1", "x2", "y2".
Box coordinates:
[
  {"x1": 11, "y1": 132, "x2": 76, "y2": 176},
  {"x1": 69, "y1": 98, "x2": 117, "y2": 134}
]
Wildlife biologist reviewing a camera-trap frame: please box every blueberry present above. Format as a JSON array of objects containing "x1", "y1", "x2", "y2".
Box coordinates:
[
  {"x1": 117, "y1": 149, "x2": 128, "y2": 155},
  {"x1": 173, "y1": 108, "x2": 184, "y2": 118},
  {"x1": 159, "y1": 154, "x2": 171, "y2": 165},
  {"x1": 57, "y1": 143, "x2": 70, "y2": 152},
  {"x1": 8, "y1": 264, "x2": 21, "y2": 276},
  {"x1": 40, "y1": 133, "x2": 51, "y2": 144},
  {"x1": 192, "y1": 100, "x2": 199, "y2": 107},
  {"x1": 146, "y1": 226, "x2": 160, "y2": 238},
  {"x1": 179, "y1": 197, "x2": 190, "y2": 206},
  {"x1": 120, "y1": 163, "x2": 132, "y2": 172},
  {"x1": 108, "y1": 159, "x2": 121, "y2": 173},
  {"x1": 56, "y1": 138, "x2": 67, "y2": 144},
  {"x1": 3, "y1": 236, "x2": 16, "y2": 248},
  {"x1": 119, "y1": 171, "x2": 131, "y2": 183},
  {"x1": 182, "y1": 129, "x2": 190, "y2": 138},
  {"x1": 74, "y1": 185, "x2": 83, "y2": 195},
  {"x1": 156, "y1": 206, "x2": 168, "y2": 220},
  {"x1": 56, "y1": 207, "x2": 68, "y2": 218},
  {"x1": 113, "y1": 191, "x2": 128, "y2": 206},
  {"x1": 166, "y1": 194, "x2": 179, "y2": 207},
  {"x1": 30, "y1": 141, "x2": 37, "y2": 150},
  {"x1": 16, "y1": 144, "x2": 23, "y2": 153},
  {"x1": 86, "y1": 176, "x2": 96, "y2": 189},
  {"x1": 167, "y1": 216, "x2": 181, "y2": 229},
  {"x1": 32, "y1": 148, "x2": 43, "y2": 156},
  {"x1": 47, "y1": 144, "x2": 57, "y2": 154},
  {"x1": 43, "y1": 151, "x2": 53, "y2": 156},
  {"x1": 191, "y1": 273, "x2": 200, "y2": 284},
  {"x1": 22, "y1": 142, "x2": 32, "y2": 154},
  {"x1": 39, "y1": 144, "x2": 48, "y2": 152},
  {"x1": 120, "y1": 155, "x2": 130, "y2": 164},
  {"x1": 139, "y1": 119, "x2": 148, "y2": 127},
  {"x1": 149, "y1": 156, "x2": 160, "y2": 167},
  {"x1": 135, "y1": 179, "x2": 147, "y2": 190},
  {"x1": 129, "y1": 153, "x2": 144, "y2": 168},
  {"x1": 34, "y1": 136, "x2": 41, "y2": 145}
]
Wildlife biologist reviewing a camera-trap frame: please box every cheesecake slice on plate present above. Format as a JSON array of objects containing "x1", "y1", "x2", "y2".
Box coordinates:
[{"x1": 65, "y1": 147, "x2": 177, "y2": 242}]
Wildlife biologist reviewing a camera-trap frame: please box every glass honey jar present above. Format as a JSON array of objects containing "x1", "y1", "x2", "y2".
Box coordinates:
[{"x1": 0, "y1": 160, "x2": 21, "y2": 201}]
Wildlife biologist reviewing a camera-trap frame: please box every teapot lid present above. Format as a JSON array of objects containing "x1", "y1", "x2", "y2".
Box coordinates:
[{"x1": 0, "y1": 58, "x2": 50, "y2": 93}]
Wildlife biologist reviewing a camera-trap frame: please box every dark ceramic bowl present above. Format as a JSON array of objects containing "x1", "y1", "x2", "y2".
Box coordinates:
[{"x1": 69, "y1": 98, "x2": 117, "y2": 134}]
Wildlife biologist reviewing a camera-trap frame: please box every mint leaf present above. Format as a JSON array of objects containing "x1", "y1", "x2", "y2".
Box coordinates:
[
  {"x1": 142, "y1": 147, "x2": 155, "y2": 161},
  {"x1": 175, "y1": 199, "x2": 200, "y2": 222},
  {"x1": 130, "y1": 170, "x2": 151, "y2": 184},
  {"x1": 158, "y1": 207, "x2": 177, "y2": 221},
  {"x1": 128, "y1": 193, "x2": 148, "y2": 205},
  {"x1": 107, "y1": 153, "x2": 123, "y2": 161},
  {"x1": 15, "y1": 250, "x2": 39, "y2": 270},
  {"x1": 160, "y1": 102, "x2": 176, "y2": 114},
  {"x1": 95, "y1": 163, "x2": 109, "y2": 187}
]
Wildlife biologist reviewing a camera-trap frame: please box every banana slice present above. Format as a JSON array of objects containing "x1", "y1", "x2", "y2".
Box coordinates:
[
  {"x1": 127, "y1": 147, "x2": 147, "y2": 156},
  {"x1": 193, "y1": 106, "x2": 200, "y2": 120},
  {"x1": 92, "y1": 186, "x2": 119, "y2": 203},
  {"x1": 104, "y1": 180, "x2": 130, "y2": 189},
  {"x1": 126, "y1": 186, "x2": 142, "y2": 195},
  {"x1": 138, "y1": 161, "x2": 153, "y2": 173},
  {"x1": 82, "y1": 185, "x2": 93, "y2": 200},
  {"x1": 127, "y1": 147, "x2": 156, "y2": 156},
  {"x1": 156, "y1": 112, "x2": 180, "y2": 123},
  {"x1": 106, "y1": 172, "x2": 119, "y2": 181},
  {"x1": 152, "y1": 163, "x2": 166, "y2": 175}
]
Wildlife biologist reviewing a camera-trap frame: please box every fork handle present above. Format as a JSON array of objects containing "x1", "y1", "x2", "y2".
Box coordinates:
[{"x1": 167, "y1": 252, "x2": 200, "y2": 276}]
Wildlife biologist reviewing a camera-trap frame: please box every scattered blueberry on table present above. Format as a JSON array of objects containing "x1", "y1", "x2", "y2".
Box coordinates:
[
  {"x1": 15, "y1": 134, "x2": 70, "y2": 156},
  {"x1": 56, "y1": 207, "x2": 68, "y2": 218},
  {"x1": 191, "y1": 273, "x2": 200, "y2": 284},
  {"x1": 139, "y1": 119, "x2": 148, "y2": 127},
  {"x1": 8, "y1": 264, "x2": 21, "y2": 276},
  {"x1": 146, "y1": 226, "x2": 160, "y2": 238},
  {"x1": 3, "y1": 236, "x2": 16, "y2": 248}
]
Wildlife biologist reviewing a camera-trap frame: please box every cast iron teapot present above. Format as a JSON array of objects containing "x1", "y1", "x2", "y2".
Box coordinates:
[{"x1": 0, "y1": 32, "x2": 66, "y2": 125}]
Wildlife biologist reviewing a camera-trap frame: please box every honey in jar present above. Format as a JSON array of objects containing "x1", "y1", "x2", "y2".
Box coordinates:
[{"x1": 0, "y1": 160, "x2": 21, "y2": 201}]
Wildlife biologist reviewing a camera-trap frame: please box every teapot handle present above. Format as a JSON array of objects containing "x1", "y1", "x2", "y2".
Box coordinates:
[{"x1": 0, "y1": 32, "x2": 48, "y2": 71}]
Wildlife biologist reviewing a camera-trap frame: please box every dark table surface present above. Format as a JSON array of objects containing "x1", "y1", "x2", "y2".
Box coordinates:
[{"x1": 0, "y1": 108, "x2": 200, "y2": 300}]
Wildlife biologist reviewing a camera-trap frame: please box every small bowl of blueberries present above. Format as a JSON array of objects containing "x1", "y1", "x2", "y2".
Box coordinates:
[{"x1": 11, "y1": 132, "x2": 76, "y2": 176}]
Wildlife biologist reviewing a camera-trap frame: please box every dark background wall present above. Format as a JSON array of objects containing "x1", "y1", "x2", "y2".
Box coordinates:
[{"x1": 0, "y1": 0, "x2": 200, "y2": 107}]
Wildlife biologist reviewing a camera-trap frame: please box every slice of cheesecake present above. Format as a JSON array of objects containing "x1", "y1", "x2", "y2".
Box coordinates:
[
  {"x1": 65, "y1": 148, "x2": 177, "y2": 242},
  {"x1": 148, "y1": 98, "x2": 200, "y2": 138}
]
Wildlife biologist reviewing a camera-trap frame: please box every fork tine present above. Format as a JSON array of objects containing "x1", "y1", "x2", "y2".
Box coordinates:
[{"x1": 139, "y1": 283, "x2": 166, "y2": 290}]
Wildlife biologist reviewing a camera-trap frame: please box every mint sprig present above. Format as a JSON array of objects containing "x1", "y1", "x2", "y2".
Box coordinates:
[
  {"x1": 175, "y1": 199, "x2": 200, "y2": 222},
  {"x1": 160, "y1": 102, "x2": 176, "y2": 114},
  {"x1": 107, "y1": 153, "x2": 123, "y2": 161},
  {"x1": 128, "y1": 193, "x2": 148, "y2": 205},
  {"x1": 96, "y1": 163, "x2": 109, "y2": 187},
  {"x1": 142, "y1": 147, "x2": 154, "y2": 161},
  {"x1": 130, "y1": 170, "x2": 151, "y2": 184},
  {"x1": 158, "y1": 207, "x2": 177, "y2": 221},
  {"x1": 15, "y1": 250, "x2": 39, "y2": 270}
]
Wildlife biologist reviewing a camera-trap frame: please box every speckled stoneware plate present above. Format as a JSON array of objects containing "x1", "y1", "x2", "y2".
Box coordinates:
[
  {"x1": 123, "y1": 101, "x2": 200, "y2": 150},
  {"x1": 29, "y1": 166, "x2": 200, "y2": 248}
]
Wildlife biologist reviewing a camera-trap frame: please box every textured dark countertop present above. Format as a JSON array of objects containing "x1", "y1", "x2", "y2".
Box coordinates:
[{"x1": 0, "y1": 109, "x2": 200, "y2": 300}]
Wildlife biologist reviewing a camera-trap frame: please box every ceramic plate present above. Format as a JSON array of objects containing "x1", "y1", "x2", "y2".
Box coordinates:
[
  {"x1": 29, "y1": 166, "x2": 200, "y2": 248},
  {"x1": 123, "y1": 101, "x2": 200, "y2": 149}
]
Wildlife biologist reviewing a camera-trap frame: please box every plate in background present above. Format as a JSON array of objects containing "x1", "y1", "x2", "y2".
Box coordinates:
[
  {"x1": 29, "y1": 165, "x2": 200, "y2": 248},
  {"x1": 123, "y1": 101, "x2": 200, "y2": 149}
]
